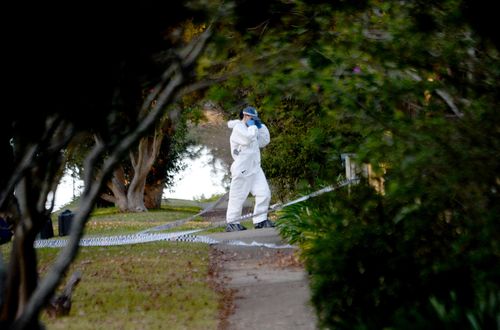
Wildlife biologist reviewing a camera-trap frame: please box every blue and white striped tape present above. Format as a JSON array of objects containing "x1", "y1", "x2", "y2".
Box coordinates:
[{"x1": 34, "y1": 179, "x2": 353, "y2": 248}]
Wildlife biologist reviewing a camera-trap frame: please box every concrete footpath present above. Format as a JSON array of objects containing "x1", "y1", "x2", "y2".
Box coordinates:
[{"x1": 206, "y1": 228, "x2": 318, "y2": 330}]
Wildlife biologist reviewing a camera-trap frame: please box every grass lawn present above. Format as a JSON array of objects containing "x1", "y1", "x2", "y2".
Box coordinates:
[
  {"x1": 39, "y1": 242, "x2": 218, "y2": 330},
  {"x1": 50, "y1": 206, "x2": 202, "y2": 237},
  {"x1": 1, "y1": 203, "x2": 224, "y2": 329}
]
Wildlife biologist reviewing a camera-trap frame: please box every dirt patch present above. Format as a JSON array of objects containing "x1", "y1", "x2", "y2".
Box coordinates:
[
  {"x1": 257, "y1": 248, "x2": 304, "y2": 269},
  {"x1": 208, "y1": 246, "x2": 236, "y2": 330},
  {"x1": 188, "y1": 108, "x2": 233, "y2": 169}
]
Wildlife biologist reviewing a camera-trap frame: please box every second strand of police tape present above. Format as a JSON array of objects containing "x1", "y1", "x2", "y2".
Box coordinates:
[{"x1": 35, "y1": 179, "x2": 354, "y2": 249}]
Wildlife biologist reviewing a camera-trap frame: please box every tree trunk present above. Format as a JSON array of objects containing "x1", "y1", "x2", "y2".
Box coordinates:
[
  {"x1": 1, "y1": 229, "x2": 39, "y2": 324},
  {"x1": 127, "y1": 131, "x2": 163, "y2": 212},
  {"x1": 1, "y1": 169, "x2": 55, "y2": 330},
  {"x1": 102, "y1": 166, "x2": 129, "y2": 212},
  {"x1": 144, "y1": 180, "x2": 164, "y2": 209},
  {"x1": 102, "y1": 126, "x2": 166, "y2": 212},
  {"x1": 143, "y1": 116, "x2": 179, "y2": 210}
]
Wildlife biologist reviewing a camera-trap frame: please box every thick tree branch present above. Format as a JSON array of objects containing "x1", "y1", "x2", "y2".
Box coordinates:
[
  {"x1": 405, "y1": 70, "x2": 464, "y2": 118},
  {"x1": 435, "y1": 89, "x2": 464, "y2": 118},
  {"x1": 12, "y1": 29, "x2": 211, "y2": 329}
]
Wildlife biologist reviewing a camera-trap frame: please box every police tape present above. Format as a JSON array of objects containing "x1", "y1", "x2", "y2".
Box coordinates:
[
  {"x1": 141, "y1": 178, "x2": 355, "y2": 231},
  {"x1": 34, "y1": 230, "x2": 203, "y2": 248},
  {"x1": 222, "y1": 178, "x2": 355, "y2": 225},
  {"x1": 34, "y1": 230, "x2": 296, "y2": 249},
  {"x1": 34, "y1": 179, "x2": 354, "y2": 248}
]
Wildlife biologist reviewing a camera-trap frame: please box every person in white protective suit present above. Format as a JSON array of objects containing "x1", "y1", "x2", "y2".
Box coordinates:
[{"x1": 225, "y1": 106, "x2": 275, "y2": 232}]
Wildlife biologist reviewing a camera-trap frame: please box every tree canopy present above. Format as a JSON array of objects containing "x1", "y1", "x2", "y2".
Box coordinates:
[{"x1": 206, "y1": 0, "x2": 500, "y2": 327}]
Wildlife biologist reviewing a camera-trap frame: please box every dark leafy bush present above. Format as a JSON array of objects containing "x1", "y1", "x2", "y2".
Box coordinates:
[{"x1": 278, "y1": 182, "x2": 500, "y2": 329}]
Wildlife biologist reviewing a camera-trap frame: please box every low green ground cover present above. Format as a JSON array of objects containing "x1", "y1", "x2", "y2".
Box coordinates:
[
  {"x1": 48, "y1": 206, "x2": 201, "y2": 237},
  {"x1": 2, "y1": 202, "x2": 224, "y2": 329},
  {"x1": 39, "y1": 241, "x2": 217, "y2": 330}
]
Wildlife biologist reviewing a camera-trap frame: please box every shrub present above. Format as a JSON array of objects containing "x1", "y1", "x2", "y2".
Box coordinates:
[{"x1": 278, "y1": 183, "x2": 500, "y2": 329}]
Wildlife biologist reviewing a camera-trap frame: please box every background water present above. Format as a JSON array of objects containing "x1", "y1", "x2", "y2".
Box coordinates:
[{"x1": 50, "y1": 146, "x2": 226, "y2": 211}]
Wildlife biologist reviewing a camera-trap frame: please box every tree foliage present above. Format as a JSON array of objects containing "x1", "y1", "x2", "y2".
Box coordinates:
[
  {"x1": 206, "y1": 0, "x2": 500, "y2": 328},
  {"x1": 288, "y1": 2, "x2": 499, "y2": 328}
]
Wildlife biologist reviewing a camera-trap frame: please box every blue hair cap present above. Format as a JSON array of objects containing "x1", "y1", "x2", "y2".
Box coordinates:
[{"x1": 242, "y1": 106, "x2": 258, "y2": 117}]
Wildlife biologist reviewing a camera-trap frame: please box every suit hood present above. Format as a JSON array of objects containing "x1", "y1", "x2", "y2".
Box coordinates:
[{"x1": 227, "y1": 119, "x2": 241, "y2": 129}]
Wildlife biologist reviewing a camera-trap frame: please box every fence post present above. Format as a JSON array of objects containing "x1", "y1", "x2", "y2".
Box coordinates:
[{"x1": 341, "y1": 153, "x2": 385, "y2": 194}]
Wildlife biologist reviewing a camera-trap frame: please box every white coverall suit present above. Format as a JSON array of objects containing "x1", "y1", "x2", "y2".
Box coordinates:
[{"x1": 226, "y1": 119, "x2": 271, "y2": 225}]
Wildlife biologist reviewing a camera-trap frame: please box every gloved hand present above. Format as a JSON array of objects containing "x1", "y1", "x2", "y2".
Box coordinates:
[
  {"x1": 254, "y1": 118, "x2": 262, "y2": 129},
  {"x1": 247, "y1": 119, "x2": 255, "y2": 127}
]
